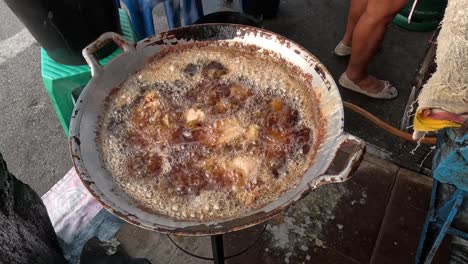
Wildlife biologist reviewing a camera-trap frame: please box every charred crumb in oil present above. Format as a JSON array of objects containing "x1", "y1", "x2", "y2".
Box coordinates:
[
  {"x1": 109, "y1": 87, "x2": 119, "y2": 96},
  {"x1": 128, "y1": 93, "x2": 145, "y2": 109},
  {"x1": 290, "y1": 109, "x2": 300, "y2": 126},
  {"x1": 107, "y1": 109, "x2": 127, "y2": 132},
  {"x1": 173, "y1": 80, "x2": 186, "y2": 90},
  {"x1": 302, "y1": 144, "x2": 311, "y2": 155},
  {"x1": 236, "y1": 75, "x2": 249, "y2": 83},
  {"x1": 183, "y1": 63, "x2": 199, "y2": 77}
]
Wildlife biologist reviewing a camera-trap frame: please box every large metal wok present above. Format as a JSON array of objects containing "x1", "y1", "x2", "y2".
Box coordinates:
[{"x1": 70, "y1": 24, "x2": 365, "y2": 236}]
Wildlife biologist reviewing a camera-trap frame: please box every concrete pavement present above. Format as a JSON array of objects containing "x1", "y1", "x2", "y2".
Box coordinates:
[{"x1": 0, "y1": 0, "x2": 70, "y2": 196}]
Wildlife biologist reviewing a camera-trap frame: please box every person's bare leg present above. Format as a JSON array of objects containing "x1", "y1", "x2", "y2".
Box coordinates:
[
  {"x1": 342, "y1": 0, "x2": 368, "y2": 46},
  {"x1": 345, "y1": 0, "x2": 408, "y2": 93}
]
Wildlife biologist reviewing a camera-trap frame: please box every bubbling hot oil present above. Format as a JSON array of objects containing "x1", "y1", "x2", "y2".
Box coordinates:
[{"x1": 97, "y1": 44, "x2": 319, "y2": 221}]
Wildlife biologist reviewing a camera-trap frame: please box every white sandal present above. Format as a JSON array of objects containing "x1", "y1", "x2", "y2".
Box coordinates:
[
  {"x1": 334, "y1": 41, "x2": 352, "y2": 56},
  {"x1": 338, "y1": 73, "x2": 398, "y2": 99}
]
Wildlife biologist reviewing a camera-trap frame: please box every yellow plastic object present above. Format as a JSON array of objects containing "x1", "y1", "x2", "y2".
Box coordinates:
[{"x1": 414, "y1": 109, "x2": 461, "y2": 132}]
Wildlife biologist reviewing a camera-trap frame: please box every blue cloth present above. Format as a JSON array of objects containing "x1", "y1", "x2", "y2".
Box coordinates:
[
  {"x1": 433, "y1": 129, "x2": 468, "y2": 192},
  {"x1": 60, "y1": 209, "x2": 124, "y2": 264},
  {"x1": 120, "y1": 0, "x2": 203, "y2": 40}
]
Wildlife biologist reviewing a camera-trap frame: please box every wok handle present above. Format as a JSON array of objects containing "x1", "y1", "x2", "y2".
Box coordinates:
[
  {"x1": 309, "y1": 133, "x2": 366, "y2": 189},
  {"x1": 82, "y1": 32, "x2": 136, "y2": 76}
]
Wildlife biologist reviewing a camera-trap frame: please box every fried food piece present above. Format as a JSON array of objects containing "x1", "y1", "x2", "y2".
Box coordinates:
[
  {"x1": 126, "y1": 91, "x2": 164, "y2": 147},
  {"x1": 266, "y1": 98, "x2": 299, "y2": 128},
  {"x1": 210, "y1": 165, "x2": 244, "y2": 192},
  {"x1": 204, "y1": 82, "x2": 231, "y2": 105},
  {"x1": 214, "y1": 100, "x2": 228, "y2": 114},
  {"x1": 202, "y1": 61, "x2": 228, "y2": 79},
  {"x1": 229, "y1": 156, "x2": 260, "y2": 180},
  {"x1": 142, "y1": 91, "x2": 159, "y2": 109},
  {"x1": 245, "y1": 124, "x2": 259, "y2": 141},
  {"x1": 131, "y1": 91, "x2": 160, "y2": 130},
  {"x1": 216, "y1": 118, "x2": 244, "y2": 144},
  {"x1": 229, "y1": 84, "x2": 252, "y2": 101},
  {"x1": 128, "y1": 153, "x2": 162, "y2": 178},
  {"x1": 264, "y1": 127, "x2": 289, "y2": 145},
  {"x1": 184, "y1": 108, "x2": 205, "y2": 124},
  {"x1": 269, "y1": 98, "x2": 285, "y2": 112},
  {"x1": 294, "y1": 127, "x2": 312, "y2": 154},
  {"x1": 194, "y1": 118, "x2": 244, "y2": 146},
  {"x1": 168, "y1": 166, "x2": 207, "y2": 195},
  {"x1": 203, "y1": 156, "x2": 260, "y2": 193},
  {"x1": 262, "y1": 127, "x2": 289, "y2": 177},
  {"x1": 183, "y1": 63, "x2": 199, "y2": 77},
  {"x1": 162, "y1": 114, "x2": 170, "y2": 126}
]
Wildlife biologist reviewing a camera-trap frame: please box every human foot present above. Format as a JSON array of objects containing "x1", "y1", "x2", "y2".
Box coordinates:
[
  {"x1": 348, "y1": 74, "x2": 387, "y2": 94},
  {"x1": 338, "y1": 73, "x2": 398, "y2": 99},
  {"x1": 334, "y1": 41, "x2": 352, "y2": 56}
]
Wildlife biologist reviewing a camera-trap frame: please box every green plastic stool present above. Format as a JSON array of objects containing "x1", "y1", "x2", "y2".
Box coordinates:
[{"x1": 41, "y1": 9, "x2": 137, "y2": 138}]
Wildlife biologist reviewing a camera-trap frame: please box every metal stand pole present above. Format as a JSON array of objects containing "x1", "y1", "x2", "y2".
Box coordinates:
[
  {"x1": 211, "y1": 235, "x2": 225, "y2": 264},
  {"x1": 167, "y1": 224, "x2": 267, "y2": 261}
]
